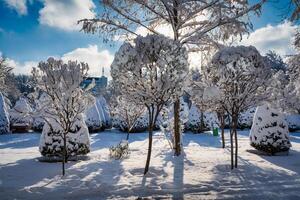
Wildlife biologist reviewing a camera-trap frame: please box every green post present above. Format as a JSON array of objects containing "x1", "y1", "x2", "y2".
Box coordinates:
[{"x1": 213, "y1": 127, "x2": 219, "y2": 136}]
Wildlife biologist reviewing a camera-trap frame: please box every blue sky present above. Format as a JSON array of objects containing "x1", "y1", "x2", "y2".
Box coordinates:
[{"x1": 0, "y1": 0, "x2": 298, "y2": 76}]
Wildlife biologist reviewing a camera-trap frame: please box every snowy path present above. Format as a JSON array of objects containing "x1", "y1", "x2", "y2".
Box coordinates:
[{"x1": 1, "y1": 130, "x2": 300, "y2": 199}]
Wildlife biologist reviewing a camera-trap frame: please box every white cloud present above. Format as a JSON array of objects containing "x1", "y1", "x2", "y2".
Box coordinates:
[
  {"x1": 4, "y1": 45, "x2": 114, "y2": 77},
  {"x1": 39, "y1": 0, "x2": 96, "y2": 31},
  {"x1": 240, "y1": 21, "x2": 297, "y2": 57},
  {"x1": 6, "y1": 59, "x2": 38, "y2": 75},
  {"x1": 4, "y1": 0, "x2": 28, "y2": 15},
  {"x1": 62, "y1": 45, "x2": 114, "y2": 78}
]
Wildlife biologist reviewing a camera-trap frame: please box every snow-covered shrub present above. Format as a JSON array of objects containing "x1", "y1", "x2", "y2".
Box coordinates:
[
  {"x1": 113, "y1": 110, "x2": 165, "y2": 133},
  {"x1": 84, "y1": 102, "x2": 104, "y2": 133},
  {"x1": 32, "y1": 117, "x2": 45, "y2": 132},
  {"x1": 185, "y1": 105, "x2": 219, "y2": 133},
  {"x1": 9, "y1": 97, "x2": 33, "y2": 127},
  {"x1": 109, "y1": 140, "x2": 129, "y2": 160},
  {"x1": 0, "y1": 93, "x2": 10, "y2": 134},
  {"x1": 286, "y1": 114, "x2": 300, "y2": 131},
  {"x1": 185, "y1": 105, "x2": 203, "y2": 132},
  {"x1": 250, "y1": 105, "x2": 291, "y2": 154},
  {"x1": 238, "y1": 107, "x2": 256, "y2": 129},
  {"x1": 113, "y1": 113, "x2": 148, "y2": 133},
  {"x1": 96, "y1": 96, "x2": 112, "y2": 129},
  {"x1": 30, "y1": 93, "x2": 47, "y2": 132},
  {"x1": 39, "y1": 115, "x2": 90, "y2": 158},
  {"x1": 161, "y1": 98, "x2": 189, "y2": 133}
]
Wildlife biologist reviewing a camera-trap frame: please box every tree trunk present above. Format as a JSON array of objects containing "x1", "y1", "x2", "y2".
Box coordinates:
[
  {"x1": 144, "y1": 124, "x2": 153, "y2": 175},
  {"x1": 233, "y1": 115, "x2": 238, "y2": 168},
  {"x1": 230, "y1": 128, "x2": 234, "y2": 170},
  {"x1": 62, "y1": 132, "x2": 67, "y2": 176},
  {"x1": 174, "y1": 99, "x2": 181, "y2": 156},
  {"x1": 221, "y1": 114, "x2": 225, "y2": 149},
  {"x1": 200, "y1": 111, "x2": 205, "y2": 133},
  {"x1": 126, "y1": 131, "x2": 130, "y2": 140}
]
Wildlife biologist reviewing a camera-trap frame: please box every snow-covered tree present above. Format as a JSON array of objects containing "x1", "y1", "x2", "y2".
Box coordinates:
[
  {"x1": 0, "y1": 57, "x2": 12, "y2": 91},
  {"x1": 284, "y1": 31, "x2": 300, "y2": 114},
  {"x1": 250, "y1": 105, "x2": 291, "y2": 154},
  {"x1": 9, "y1": 96, "x2": 33, "y2": 128},
  {"x1": 0, "y1": 92, "x2": 10, "y2": 134},
  {"x1": 264, "y1": 51, "x2": 287, "y2": 72},
  {"x1": 79, "y1": 0, "x2": 266, "y2": 156},
  {"x1": 188, "y1": 68, "x2": 226, "y2": 147},
  {"x1": 206, "y1": 45, "x2": 271, "y2": 169},
  {"x1": 32, "y1": 58, "x2": 94, "y2": 176},
  {"x1": 111, "y1": 34, "x2": 188, "y2": 174},
  {"x1": 112, "y1": 96, "x2": 145, "y2": 140}
]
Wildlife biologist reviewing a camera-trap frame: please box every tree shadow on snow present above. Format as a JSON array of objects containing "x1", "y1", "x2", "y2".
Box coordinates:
[
  {"x1": 289, "y1": 132, "x2": 300, "y2": 144},
  {"x1": 0, "y1": 157, "x2": 77, "y2": 199},
  {"x1": 0, "y1": 133, "x2": 40, "y2": 149},
  {"x1": 210, "y1": 156, "x2": 300, "y2": 199}
]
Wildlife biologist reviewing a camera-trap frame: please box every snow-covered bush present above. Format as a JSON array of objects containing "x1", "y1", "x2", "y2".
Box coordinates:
[
  {"x1": 32, "y1": 117, "x2": 44, "y2": 132},
  {"x1": 0, "y1": 93, "x2": 10, "y2": 134},
  {"x1": 111, "y1": 95, "x2": 146, "y2": 136},
  {"x1": 9, "y1": 97, "x2": 33, "y2": 127},
  {"x1": 95, "y1": 96, "x2": 111, "y2": 128},
  {"x1": 30, "y1": 93, "x2": 47, "y2": 132},
  {"x1": 84, "y1": 95, "x2": 112, "y2": 132},
  {"x1": 113, "y1": 110, "x2": 164, "y2": 133},
  {"x1": 238, "y1": 107, "x2": 256, "y2": 129},
  {"x1": 113, "y1": 113, "x2": 148, "y2": 133},
  {"x1": 185, "y1": 105, "x2": 203, "y2": 132},
  {"x1": 185, "y1": 105, "x2": 219, "y2": 133},
  {"x1": 161, "y1": 98, "x2": 189, "y2": 134},
  {"x1": 250, "y1": 105, "x2": 291, "y2": 154},
  {"x1": 286, "y1": 114, "x2": 300, "y2": 131},
  {"x1": 85, "y1": 102, "x2": 104, "y2": 132},
  {"x1": 109, "y1": 140, "x2": 129, "y2": 160},
  {"x1": 39, "y1": 115, "x2": 90, "y2": 158}
]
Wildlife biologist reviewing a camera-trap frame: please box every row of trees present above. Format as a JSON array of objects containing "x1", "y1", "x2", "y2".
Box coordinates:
[
  {"x1": 78, "y1": 0, "x2": 300, "y2": 173},
  {"x1": 79, "y1": 0, "x2": 267, "y2": 158}
]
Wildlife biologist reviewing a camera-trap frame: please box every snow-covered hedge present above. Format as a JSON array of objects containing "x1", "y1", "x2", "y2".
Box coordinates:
[
  {"x1": 250, "y1": 105, "x2": 291, "y2": 154},
  {"x1": 113, "y1": 113, "x2": 149, "y2": 133},
  {"x1": 84, "y1": 96, "x2": 111, "y2": 132},
  {"x1": 85, "y1": 102, "x2": 104, "y2": 132},
  {"x1": 39, "y1": 115, "x2": 90, "y2": 158},
  {"x1": 9, "y1": 97, "x2": 33, "y2": 126},
  {"x1": 32, "y1": 117, "x2": 45, "y2": 132},
  {"x1": 113, "y1": 110, "x2": 163, "y2": 133},
  {"x1": 238, "y1": 107, "x2": 256, "y2": 129},
  {"x1": 286, "y1": 114, "x2": 300, "y2": 131},
  {"x1": 185, "y1": 105, "x2": 219, "y2": 133},
  {"x1": 0, "y1": 93, "x2": 10, "y2": 134},
  {"x1": 96, "y1": 96, "x2": 112, "y2": 128}
]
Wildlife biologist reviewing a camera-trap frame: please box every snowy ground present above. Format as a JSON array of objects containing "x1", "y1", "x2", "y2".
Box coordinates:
[{"x1": 1, "y1": 130, "x2": 300, "y2": 200}]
